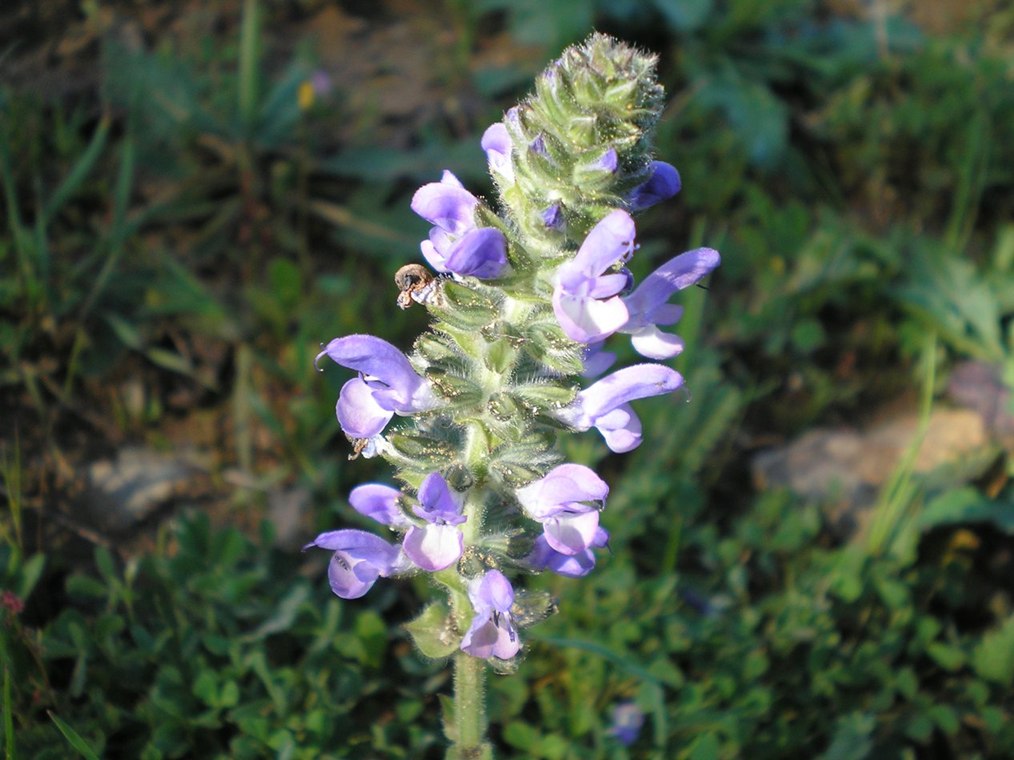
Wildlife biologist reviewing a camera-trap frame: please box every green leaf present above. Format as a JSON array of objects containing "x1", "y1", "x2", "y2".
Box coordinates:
[
  {"x1": 47, "y1": 711, "x2": 102, "y2": 760},
  {"x1": 240, "y1": 584, "x2": 309, "y2": 642},
  {"x1": 16, "y1": 553, "x2": 46, "y2": 600},
  {"x1": 918, "y1": 487, "x2": 1014, "y2": 534},
  {"x1": 42, "y1": 117, "x2": 110, "y2": 224},
  {"x1": 688, "y1": 732, "x2": 720, "y2": 760},
  {"x1": 928, "y1": 704, "x2": 960, "y2": 736},
  {"x1": 971, "y1": 614, "x2": 1014, "y2": 686},
  {"x1": 503, "y1": 721, "x2": 538, "y2": 751},
  {"x1": 926, "y1": 642, "x2": 966, "y2": 672},
  {"x1": 820, "y1": 713, "x2": 875, "y2": 760},
  {"x1": 651, "y1": 0, "x2": 713, "y2": 31},
  {"x1": 404, "y1": 602, "x2": 459, "y2": 659},
  {"x1": 509, "y1": 381, "x2": 578, "y2": 411},
  {"x1": 354, "y1": 610, "x2": 388, "y2": 668},
  {"x1": 692, "y1": 59, "x2": 788, "y2": 168}
]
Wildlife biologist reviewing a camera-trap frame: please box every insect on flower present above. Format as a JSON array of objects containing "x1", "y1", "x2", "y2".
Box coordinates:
[{"x1": 395, "y1": 263, "x2": 442, "y2": 309}]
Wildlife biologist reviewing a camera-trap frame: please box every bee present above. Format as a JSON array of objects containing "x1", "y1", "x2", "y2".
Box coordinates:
[{"x1": 394, "y1": 263, "x2": 443, "y2": 309}]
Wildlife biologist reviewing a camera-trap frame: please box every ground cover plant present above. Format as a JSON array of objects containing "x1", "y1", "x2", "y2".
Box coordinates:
[{"x1": 2, "y1": 0, "x2": 1014, "y2": 758}]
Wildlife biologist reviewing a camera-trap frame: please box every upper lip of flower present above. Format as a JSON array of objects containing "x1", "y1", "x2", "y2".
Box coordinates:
[
  {"x1": 553, "y1": 364, "x2": 684, "y2": 452},
  {"x1": 627, "y1": 160, "x2": 681, "y2": 211}
]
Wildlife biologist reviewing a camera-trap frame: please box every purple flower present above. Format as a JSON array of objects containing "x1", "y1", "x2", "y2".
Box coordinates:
[
  {"x1": 620, "y1": 247, "x2": 721, "y2": 359},
  {"x1": 349, "y1": 483, "x2": 410, "y2": 528},
  {"x1": 515, "y1": 464, "x2": 609, "y2": 516},
  {"x1": 317, "y1": 334, "x2": 436, "y2": 440},
  {"x1": 303, "y1": 529, "x2": 406, "y2": 599},
  {"x1": 411, "y1": 171, "x2": 507, "y2": 278},
  {"x1": 482, "y1": 122, "x2": 514, "y2": 183},
  {"x1": 592, "y1": 148, "x2": 618, "y2": 173},
  {"x1": 515, "y1": 463, "x2": 609, "y2": 555},
  {"x1": 582, "y1": 342, "x2": 617, "y2": 378},
  {"x1": 554, "y1": 364, "x2": 684, "y2": 452},
  {"x1": 552, "y1": 210, "x2": 636, "y2": 343},
  {"x1": 541, "y1": 202, "x2": 564, "y2": 230},
  {"x1": 403, "y1": 472, "x2": 467, "y2": 571},
  {"x1": 608, "y1": 702, "x2": 645, "y2": 746},
  {"x1": 529, "y1": 134, "x2": 549, "y2": 158},
  {"x1": 527, "y1": 528, "x2": 609, "y2": 577},
  {"x1": 460, "y1": 569, "x2": 521, "y2": 660},
  {"x1": 628, "y1": 161, "x2": 681, "y2": 211}
]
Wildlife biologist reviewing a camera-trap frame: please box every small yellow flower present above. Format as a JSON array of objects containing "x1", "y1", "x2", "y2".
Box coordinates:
[{"x1": 297, "y1": 80, "x2": 315, "y2": 111}]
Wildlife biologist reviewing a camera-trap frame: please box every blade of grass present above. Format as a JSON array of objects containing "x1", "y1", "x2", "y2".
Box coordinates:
[
  {"x1": 866, "y1": 331, "x2": 937, "y2": 557},
  {"x1": 46, "y1": 712, "x2": 100, "y2": 760},
  {"x1": 64, "y1": 131, "x2": 137, "y2": 397},
  {"x1": 0, "y1": 433, "x2": 23, "y2": 550},
  {"x1": 41, "y1": 116, "x2": 110, "y2": 224},
  {"x1": 2, "y1": 636, "x2": 14, "y2": 760},
  {"x1": 0, "y1": 120, "x2": 34, "y2": 298},
  {"x1": 238, "y1": 0, "x2": 261, "y2": 134}
]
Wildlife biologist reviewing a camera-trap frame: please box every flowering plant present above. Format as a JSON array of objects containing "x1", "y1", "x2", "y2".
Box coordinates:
[{"x1": 306, "y1": 34, "x2": 719, "y2": 757}]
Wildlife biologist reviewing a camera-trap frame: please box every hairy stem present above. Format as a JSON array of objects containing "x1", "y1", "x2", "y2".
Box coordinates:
[{"x1": 450, "y1": 649, "x2": 490, "y2": 759}]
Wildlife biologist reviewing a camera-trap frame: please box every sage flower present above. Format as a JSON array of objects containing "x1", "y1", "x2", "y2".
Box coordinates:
[
  {"x1": 349, "y1": 483, "x2": 410, "y2": 527},
  {"x1": 460, "y1": 570, "x2": 521, "y2": 660},
  {"x1": 552, "y1": 210, "x2": 635, "y2": 343},
  {"x1": 608, "y1": 702, "x2": 645, "y2": 746},
  {"x1": 620, "y1": 247, "x2": 721, "y2": 359},
  {"x1": 527, "y1": 528, "x2": 609, "y2": 577},
  {"x1": 628, "y1": 160, "x2": 681, "y2": 211},
  {"x1": 403, "y1": 472, "x2": 467, "y2": 571},
  {"x1": 411, "y1": 171, "x2": 508, "y2": 278},
  {"x1": 303, "y1": 529, "x2": 406, "y2": 600},
  {"x1": 555, "y1": 364, "x2": 684, "y2": 452},
  {"x1": 317, "y1": 334, "x2": 435, "y2": 439},
  {"x1": 481, "y1": 122, "x2": 514, "y2": 183}
]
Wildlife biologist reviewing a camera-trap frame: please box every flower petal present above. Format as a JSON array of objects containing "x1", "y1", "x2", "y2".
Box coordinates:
[
  {"x1": 403, "y1": 524, "x2": 463, "y2": 571},
  {"x1": 481, "y1": 122, "x2": 511, "y2": 159},
  {"x1": 528, "y1": 536, "x2": 598, "y2": 577},
  {"x1": 473, "y1": 569, "x2": 515, "y2": 612},
  {"x1": 415, "y1": 472, "x2": 465, "y2": 524},
  {"x1": 444, "y1": 227, "x2": 508, "y2": 279},
  {"x1": 327, "y1": 552, "x2": 379, "y2": 599},
  {"x1": 552, "y1": 289, "x2": 629, "y2": 344},
  {"x1": 349, "y1": 483, "x2": 407, "y2": 526},
  {"x1": 515, "y1": 464, "x2": 609, "y2": 517},
  {"x1": 543, "y1": 510, "x2": 601, "y2": 555},
  {"x1": 595, "y1": 403, "x2": 643, "y2": 453},
  {"x1": 460, "y1": 612, "x2": 520, "y2": 659},
  {"x1": 628, "y1": 161, "x2": 681, "y2": 211},
  {"x1": 624, "y1": 248, "x2": 720, "y2": 318},
  {"x1": 582, "y1": 344, "x2": 617, "y2": 378},
  {"x1": 410, "y1": 175, "x2": 476, "y2": 233},
  {"x1": 319, "y1": 335, "x2": 426, "y2": 411},
  {"x1": 570, "y1": 210, "x2": 636, "y2": 276},
  {"x1": 578, "y1": 364, "x2": 684, "y2": 421},
  {"x1": 461, "y1": 570, "x2": 520, "y2": 659},
  {"x1": 305, "y1": 529, "x2": 400, "y2": 599},
  {"x1": 483, "y1": 127, "x2": 514, "y2": 181},
  {"x1": 337, "y1": 377, "x2": 394, "y2": 438},
  {"x1": 629, "y1": 325, "x2": 685, "y2": 360}
]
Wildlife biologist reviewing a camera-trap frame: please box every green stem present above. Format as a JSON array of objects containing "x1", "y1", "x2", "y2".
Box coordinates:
[
  {"x1": 450, "y1": 651, "x2": 490, "y2": 759},
  {"x1": 446, "y1": 448, "x2": 492, "y2": 758}
]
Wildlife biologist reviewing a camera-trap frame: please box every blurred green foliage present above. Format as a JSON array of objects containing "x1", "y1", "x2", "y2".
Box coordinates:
[{"x1": 2, "y1": 0, "x2": 1014, "y2": 757}]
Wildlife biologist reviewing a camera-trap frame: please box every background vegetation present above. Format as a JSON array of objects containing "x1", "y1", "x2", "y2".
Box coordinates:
[{"x1": 2, "y1": 0, "x2": 1013, "y2": 757}]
